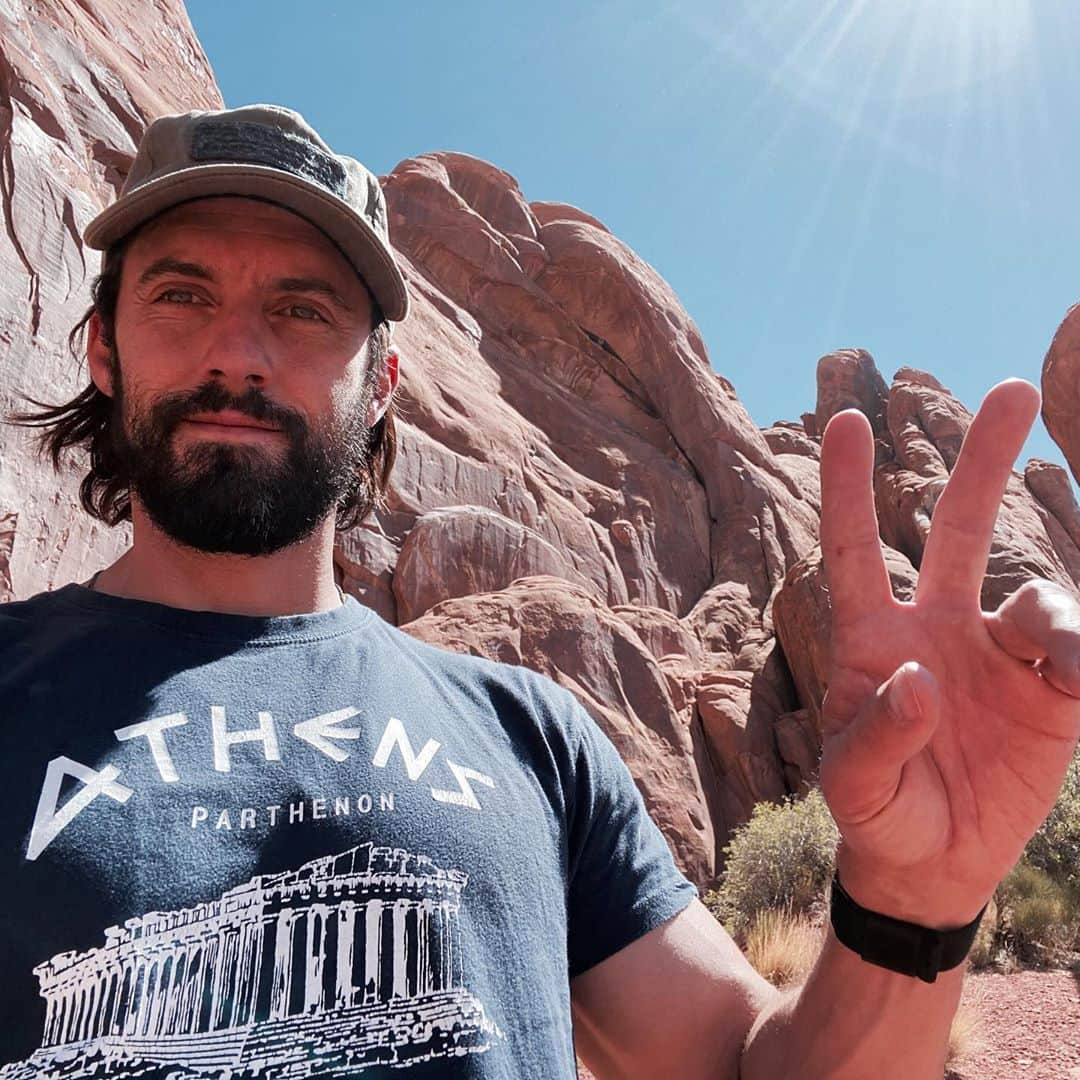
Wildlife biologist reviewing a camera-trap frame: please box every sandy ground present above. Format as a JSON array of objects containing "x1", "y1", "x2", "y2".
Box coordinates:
[{"x1": 951, "y1": 969, "x2": 1080, "y2": 1080}]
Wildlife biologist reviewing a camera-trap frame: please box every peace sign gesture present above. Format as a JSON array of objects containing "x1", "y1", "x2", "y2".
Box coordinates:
[{"x1": 818, "y1": 379, "x2": 1080, "y2": 928}]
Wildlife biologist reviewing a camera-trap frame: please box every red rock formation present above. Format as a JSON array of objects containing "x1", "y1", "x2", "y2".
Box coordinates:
[
  {"x1": 871, "y1": 366, "x2": 1078, "y2": 607},
  {"x1": 5, "y1": 2, "x2": 1080, "y2": 889},
  {"x1": 1042, "y1": 303, "x2": 1080, "y2": 485},
  {"x1": 772, "y1": 349, "x2": 1080, "y2": 767},
  {"x1": 378, "y1": 153, "x2": 826, "y2": 875},
  {"x1": 807, "y1": 347, "x2": 888, "y2": 438},
  {"x1": 0, "y1": 0, "x2": 221, "y2": 596}
]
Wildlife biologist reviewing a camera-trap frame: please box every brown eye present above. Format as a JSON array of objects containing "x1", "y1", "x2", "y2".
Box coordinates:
[
  {"x1": 286, "y1": 304, "x2": 326, "y2": 322},
  {"x1": 158, "y1": 288, "x2": 201, "y2": 304}
]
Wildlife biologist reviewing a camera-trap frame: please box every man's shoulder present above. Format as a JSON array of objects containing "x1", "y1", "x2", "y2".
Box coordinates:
[
  {"x1": 0, "y1": 587, "x2": 106, "y2": 677},
  {"x1": 0, "y1": 586, "x2": 68, "y2": 633},
  {"x1": 0, "y1": 587, "x2": 64, "y2": 613}
]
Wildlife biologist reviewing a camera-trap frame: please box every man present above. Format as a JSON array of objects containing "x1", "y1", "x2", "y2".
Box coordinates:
[{"x1": 0, "y1": 104, "x2": 1076, "y2": 1079}]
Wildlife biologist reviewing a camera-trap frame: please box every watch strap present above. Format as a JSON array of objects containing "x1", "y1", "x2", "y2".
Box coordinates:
[{"x1": 830, "y1": 873, "x2": 987, "y2": 984}]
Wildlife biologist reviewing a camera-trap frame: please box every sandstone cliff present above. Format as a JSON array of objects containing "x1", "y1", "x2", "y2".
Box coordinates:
[
  {"x1": 3, "y1": 1, "x2": 1078, "y2": 888},
  {"x1": 0, "y1": 0, "x2": 222, "y2": 600}
]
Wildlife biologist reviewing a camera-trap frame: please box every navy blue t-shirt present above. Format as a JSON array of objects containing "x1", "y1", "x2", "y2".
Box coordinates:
[{"x1": 0, "y1": 584, "x2": 694, "y2": 1078}]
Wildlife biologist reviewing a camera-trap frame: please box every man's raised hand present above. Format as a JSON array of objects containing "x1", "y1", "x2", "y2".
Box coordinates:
[{"x1": 817, "y1": 379, "x2": 1080, "y2": 928}]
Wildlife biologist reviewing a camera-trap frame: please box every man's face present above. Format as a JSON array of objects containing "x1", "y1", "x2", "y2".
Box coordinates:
[{"x1": 89, "y1": 197, "x2": 394, "y2": 556}]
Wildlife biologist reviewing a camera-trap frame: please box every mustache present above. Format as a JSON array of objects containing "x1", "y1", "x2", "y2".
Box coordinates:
[{"x1": 147, "y1": 381, "x2": 307, "y2": 439}]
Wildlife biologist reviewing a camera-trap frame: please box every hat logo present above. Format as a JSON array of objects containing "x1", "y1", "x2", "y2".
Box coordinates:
[{"x1": 190, "y1": 119, "x2": 349, "y2": 199}]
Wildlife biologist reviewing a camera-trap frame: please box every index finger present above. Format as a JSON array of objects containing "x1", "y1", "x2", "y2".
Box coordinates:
[{"x1": 820, "y1": 408, "x2": 894, "y2": 625}]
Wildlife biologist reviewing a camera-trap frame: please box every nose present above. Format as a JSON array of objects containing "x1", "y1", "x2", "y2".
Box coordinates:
[{"x1": 198, "y1": 302, "x2": 274, "y2": 390}]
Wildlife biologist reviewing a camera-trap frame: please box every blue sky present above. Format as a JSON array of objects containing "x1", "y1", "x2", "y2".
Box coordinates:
[{"x1": 186, "y1": 0, "x2": 1080, "y2": 475}]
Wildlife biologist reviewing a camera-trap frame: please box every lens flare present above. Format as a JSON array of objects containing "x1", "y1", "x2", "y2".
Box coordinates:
[{"x1": 734, "y1": 0, "x2": 1034, "y2": 103}]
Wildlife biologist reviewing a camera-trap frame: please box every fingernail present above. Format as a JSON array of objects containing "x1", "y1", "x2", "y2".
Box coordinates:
[{"x1": 888, "y1": 663, "x2": 923, "y2": 722}]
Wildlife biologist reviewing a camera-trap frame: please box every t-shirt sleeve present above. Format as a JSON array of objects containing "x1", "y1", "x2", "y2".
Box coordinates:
[{"x1": 560, "y1": 693, "x2": 698, "y2": 978}]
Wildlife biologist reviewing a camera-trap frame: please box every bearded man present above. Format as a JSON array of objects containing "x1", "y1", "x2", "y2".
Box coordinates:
[{"x1": 1, "y1": 104, "x2": 1077, "y2": 1079}]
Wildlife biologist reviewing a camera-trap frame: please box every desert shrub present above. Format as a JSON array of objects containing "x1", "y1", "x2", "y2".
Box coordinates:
[
  {"x1": 743, "y1": 907, "x2": 824, "y2": 988},
  {"x1": 966, "y1": 895, "x2": 1000, "y2": 970},
  {"x1": 705, "y1": 788, "x2": 839, "y2": 937},
  {"x1": 1024, "y1": 745, "x2": 1080, "y2": 902},
  {"x1": 996, "y1": 859, "x2": 1075, "y2": 965}
]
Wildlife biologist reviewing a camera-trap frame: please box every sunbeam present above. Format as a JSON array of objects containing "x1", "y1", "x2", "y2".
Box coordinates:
[{"x1": 737, "y1": 0, "x2": 1035, "y2": 103}]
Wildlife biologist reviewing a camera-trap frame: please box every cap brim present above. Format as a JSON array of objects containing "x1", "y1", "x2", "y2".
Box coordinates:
[{"x1": 84, "y1": 164, "x2": 409, "y2": 321}]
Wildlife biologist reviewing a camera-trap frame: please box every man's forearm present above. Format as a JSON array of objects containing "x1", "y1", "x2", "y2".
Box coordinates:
[{"x1": 739, "y1": 926, "x2": 964, "y2": 1079}]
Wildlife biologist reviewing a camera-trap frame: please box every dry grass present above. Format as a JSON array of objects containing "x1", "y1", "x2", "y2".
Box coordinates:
[
  {"x1": 945, "y1": 994, "x2": 985, "y2": 1077},
  {"x1": 743, "y1": 905, "x2": 985, "y2": 1078},
  {"x1": 743, "y1": 907, "x2": 825, "y2": 988}
]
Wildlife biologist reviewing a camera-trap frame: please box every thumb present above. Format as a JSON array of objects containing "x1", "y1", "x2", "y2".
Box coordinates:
[{"x1": 821, "y1": 662, "x2": 940, "y2": 826}]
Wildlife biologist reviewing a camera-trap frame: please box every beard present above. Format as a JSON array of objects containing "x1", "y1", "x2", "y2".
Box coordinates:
[{"x1": 108, "y1": 351, "x2": 373, "y2": 556}]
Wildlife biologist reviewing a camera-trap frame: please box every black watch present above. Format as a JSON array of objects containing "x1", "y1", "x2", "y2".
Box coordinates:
[{"x1": 830, "y1": 873, "x2": 987, "y2": 984}]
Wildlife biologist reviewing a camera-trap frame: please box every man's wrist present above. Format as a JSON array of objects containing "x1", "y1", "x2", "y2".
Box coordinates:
[
  {"x1": 834, "y1": 845, "x2": 991, "y2": 930},
  {"x1": 830, "y1": 872, "x2": 986, "y2": 983},
  {"x1": 742, "y1": 897, "x2": 970, "y2": 1080}
]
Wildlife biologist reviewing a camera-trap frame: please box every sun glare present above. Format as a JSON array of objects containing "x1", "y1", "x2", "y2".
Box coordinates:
[
  {"x1": 734, "y1": 0, "x2": 1035, "y2": 101},
  {"x1": 665, "y1": 0, "x2": 1048, "y2": 358}
]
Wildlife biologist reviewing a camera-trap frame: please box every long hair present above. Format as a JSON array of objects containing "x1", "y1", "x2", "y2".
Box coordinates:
[{"x1": 8, "y1": 243, "x2": 398, "y2": 531}]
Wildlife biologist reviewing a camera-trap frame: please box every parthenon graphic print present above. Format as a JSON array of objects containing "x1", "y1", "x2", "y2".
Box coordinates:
[{"x1": 1, "y1": 844, "x2": 503, "y2": 1078}]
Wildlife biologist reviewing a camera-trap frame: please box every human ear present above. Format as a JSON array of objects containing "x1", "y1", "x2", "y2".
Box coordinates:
[
  {"x1": 86, "y1": 312, "x2": 115, "y2": 398},
  {"x1": 365, "y1": 346, "x2": 400, "y2": 427}
]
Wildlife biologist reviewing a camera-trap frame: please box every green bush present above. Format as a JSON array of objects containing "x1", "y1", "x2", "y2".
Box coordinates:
[
  {"x1": 996, "y1": 859, "x2": 1075, "y2": 965},
  {"x1": 966, "y1": 895, "x2": 1000, "y2": 970},
  {"x1": 704, "y1": 787, "x2": 839, "y2": 937},
  {"x1": 1025, "y1": 745, "x2": 1080, "y2": 902}
]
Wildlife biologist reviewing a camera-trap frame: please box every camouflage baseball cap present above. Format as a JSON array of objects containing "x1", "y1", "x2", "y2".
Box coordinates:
[{"x1": 84, "y1": 104, "x2": 409, "y2": 321}]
